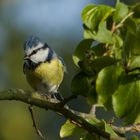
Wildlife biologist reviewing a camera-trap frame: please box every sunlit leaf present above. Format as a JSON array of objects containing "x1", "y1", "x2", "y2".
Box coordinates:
[
  {"x1": 60, "y1": 120, "x2": 86, "y2": 138},
  {"x1": 91, "y1": 22, "x2": 115, "y2": 44},
  {"x1": 128, "y1": 56, "x2": 140, "y2": 69},
  {"x1": 83, "y1": 21, "x2": 116, "y2": 44},
  {"x1": 82, "y1": 4, "x2": 114, "y2": 30},
  {"x1": 104, "y1": 123, "x2": 118, "y2": 137},
  {"x1": 113, "y1": 0, "x2": 129, "y2": 23},
  {"x1": 113, "y1": 34, "x2": 123, "y2": 48},
  {"x1": 83, "y1": 28, "x2": 95, "y2": 39},
  {"x1": 113, "y1": 34, "x2": 123, "y2": 59},
  {"x1": 134, "y1": 113, "x2": 140, "y2": 124}
]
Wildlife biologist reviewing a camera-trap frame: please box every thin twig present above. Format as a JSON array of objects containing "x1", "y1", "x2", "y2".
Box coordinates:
[
  {"x1": 28, "y1": 106, "x2": 46, "y2": 140},
  {"x1": 115, "y1": 12, "x2": 134, "y2": 30},
  {"x1": 112, "y1": 124, "x2": 140, "y2": 135},
  {"x1": 90, "y1": 105, "x2": 97, "y2": 116}
]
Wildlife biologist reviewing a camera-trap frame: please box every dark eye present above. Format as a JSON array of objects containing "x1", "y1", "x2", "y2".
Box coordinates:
[{"x1": 32, "y1": 50, "x2": 37, "y2": 54}]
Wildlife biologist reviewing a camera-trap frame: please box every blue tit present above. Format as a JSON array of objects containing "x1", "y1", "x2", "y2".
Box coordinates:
[{"x1": 23, "y1": 36, "x2": 65, "y2": 100}]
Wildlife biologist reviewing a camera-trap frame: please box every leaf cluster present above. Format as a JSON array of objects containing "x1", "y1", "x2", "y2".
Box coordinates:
[{"x1": 60, "y1": 1, "x2": 140, "y2": 139}]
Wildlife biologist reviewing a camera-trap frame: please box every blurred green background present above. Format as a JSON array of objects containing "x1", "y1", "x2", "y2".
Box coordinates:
[{"x1": 0, "y1": 0, "x2": 139, "y2": 140}]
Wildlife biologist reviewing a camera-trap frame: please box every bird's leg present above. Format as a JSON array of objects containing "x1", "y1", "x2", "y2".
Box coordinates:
[{"x1": 51, "y1": 92, "x2": 63, "y2": 102}]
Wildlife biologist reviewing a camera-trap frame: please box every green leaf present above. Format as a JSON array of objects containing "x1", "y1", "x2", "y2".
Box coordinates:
[
  {"x1": 123, "y1": 32, "x2": 134, "y2": 60},
  {"x1": 113, "y1": 0, "x2": 129, "y2": 23},
  {"x1": 80, "y1": 133, "x2": 100, "y2": 140},
  {"x1": 125, "y1": 18, "x2": 137, "y2": 35},
  {"x1": 132, "y1": 28, "x2": 140, "y2": 55},
  {"x1": 123, "y1": 28, "x2": 140, "y2": 61},
  {"x1": 79, "y1": 60, "x2": 96, "y2": 76},
  {"x1": 91, "y1": 56, "x2": 118, "y2": 73},
  {"x1": 131, "y1": 3, "x2": 140, "y2": 18},
  {"x1": 73, "y1": 39, "x2": 93, "y2": 67},
  {"x1": 91, "y1": 43, "x2": 106, "y2": 57},
  {"x1": 134, "y1": 113, "x2": 140, "y2": 124},
  {"x1": 96, "y1": 65, "x2": 123, "y2": 108},
  {"x1": 113, "y1": 34, "x2": 123, "y2": 59},
  {"x1": 114, "y1": 34, "x2": 123, "y2": 48},
  {"x1": 83, "y1": 24, "x2": 116, "y2": 44},
  {"x1": 91, "y1": 22, "x2": 115, "y2": 44},
  {"x1": 104, "y1": 123, "x2": 118, "y2": 138},
  {"x1": 128, "y1": 56, "x2": 140, "y2": 69},
  {"x1": 79, "y1": 56, "x2": 117, "y2": 76},
  {"x1": 82, "y1": 4, "x2": 97, "y2": 30},
  {"x1": 71, "y1": 72, "x2": 94, "y2": 96},
  {"x1": 124, "y1": 101, "x2": 140, "y2": 124},
  {"x1": 130, "y1": 135, "x2": 139, "y2": 140},
  {"x1": 113, "y1": 74, "x2": 140, "y2": 120},
  {"x1": 82, "y1": 4, "x2": 114, "y2": 30},
  {"x1": 86, "y1": 87, "x2": 98, "y2": 105},
  {"x1": 83, "y1": 28, "x2": 95, "y2": 39},
  {"x1": 60, "y1": 120, "x2": 86, "y2": 138}
]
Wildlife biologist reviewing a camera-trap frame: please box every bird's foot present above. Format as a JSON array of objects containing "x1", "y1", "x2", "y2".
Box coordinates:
[{"x1": 51, "y1": 92, "x2": 64, "y2": 102}]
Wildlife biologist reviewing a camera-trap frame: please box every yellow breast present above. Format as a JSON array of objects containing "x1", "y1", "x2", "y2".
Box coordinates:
[{"x1": 25, "y1": 58, "x2": 64, "y2": 93}]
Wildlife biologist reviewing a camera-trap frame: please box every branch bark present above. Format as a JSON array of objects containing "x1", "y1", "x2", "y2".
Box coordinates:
[
  {"x1": 0, "y1": 89, "x2": 110, "y2": 139},
  {"x1": 0, "y1": 89, "x2": 134, "y2": 140}
]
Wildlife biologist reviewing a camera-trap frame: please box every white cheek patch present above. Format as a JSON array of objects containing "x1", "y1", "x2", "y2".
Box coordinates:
[{"x1": 30, "y1": 49, "x2": 49, "y2": 63}]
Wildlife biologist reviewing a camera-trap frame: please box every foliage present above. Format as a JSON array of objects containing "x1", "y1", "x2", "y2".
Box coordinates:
[{"x1": 61, "y1": 1, "x2": 140, "y2": 139}]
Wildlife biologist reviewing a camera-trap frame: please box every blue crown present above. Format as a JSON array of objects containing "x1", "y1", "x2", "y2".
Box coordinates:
[{"x1": 24, "y1": 36, "x2": 40, "y2": 50}]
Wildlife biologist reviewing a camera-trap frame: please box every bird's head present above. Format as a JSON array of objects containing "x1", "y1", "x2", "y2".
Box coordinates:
[{"x1": 23, "y1": 36, "x2": 55, "y2": 63}]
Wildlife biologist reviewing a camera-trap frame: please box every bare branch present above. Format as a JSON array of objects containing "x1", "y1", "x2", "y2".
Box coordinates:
[
  {"x1": 0, "y1": 89, "x2": 135, "y2": 140},
  {"x1": 0, "y1": 89, "x2": 110, "y2": 139},
  {"x1": 28, "y1": 106, "x2": 46, "y2": 140},
  {"x1": 1, "y1": 89, "x2": 138, "y2": 140}
]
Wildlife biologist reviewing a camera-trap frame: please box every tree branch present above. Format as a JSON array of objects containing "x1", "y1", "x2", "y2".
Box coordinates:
[
  {"x1": 0, "y1": 89, "x2": 134, "y2": 140},
  {"x1": 0, "y1": 89, "x2": 110, "y2": 139},
  {"x1": 112, "y1": 124, "x2": 140, "y2": 135},
  {"x1": 28, "y1": 106, "x2": 46, "y2": 140}
]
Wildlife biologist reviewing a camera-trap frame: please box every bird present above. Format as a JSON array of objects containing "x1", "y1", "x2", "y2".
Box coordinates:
[{"x1": 23, "y1": 36, "x2": 65, "y2": 100}]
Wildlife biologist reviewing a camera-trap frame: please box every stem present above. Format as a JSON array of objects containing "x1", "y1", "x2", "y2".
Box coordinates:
[
  {"x1": 28, "y1": 106, "x2": 46, "y2": 140},
  {"x1": 115, "y1": 12, "x2": 134, "y2": 30}
]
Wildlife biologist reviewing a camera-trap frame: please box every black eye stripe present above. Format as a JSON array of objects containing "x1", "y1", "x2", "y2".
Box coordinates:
[
  {"x1": 29, "y1": 47, "x2": 41, "y2": 57},
  {"x1": 32, "y1": 50, "x2": 37, "y2": 54},
  {"x1": 28, "y1": 43, "x2": 49, "y2": 57}
]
